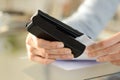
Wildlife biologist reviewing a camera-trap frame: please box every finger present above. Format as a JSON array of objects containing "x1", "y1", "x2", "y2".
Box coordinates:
[
  {"x1": 87, "y1": 32, "x2": 120, "y2": 52},
  {"x1": 26, "y1": 44, "x2": 35, "y2": 58},
  {"x1": 27, "y1": 33, "x2": 64, "y2": 49},
  {"x1": 88, "y1": 42, "x2": 120, "y2": 57},
  {"x1": 31, "y1": 47, "x2": 53, "y2": 59},
  {"x1": 31, "y1": 55, "x2": 55, "y2": 64},
  {"x1": 46, "y1": 54, "x2": 74, "y2": 60},
  {"x1": 26, "y1": 33, "x2": 35, "y2": 48},
  {"x1": 33, "y1": 48, "x2": 73, "y2": 60},
  {"x1": 33, "y1": 37, "x2": 64, "y2": 49},
  {"x1": 26, "y1": 44, "x2": 49, "y2": 59},
  {"x1": 97, "y1": 51, "x2": 120, "y2": 62},
  {"x1": 46, "y1": 48, "x2": 72, "y2": 55},
  {"x1": 26, "y1": 45, "x2": 54, "y2": 64},
  {"x1": 111, "y1": 60, "x2": 120, "y2": 66}
]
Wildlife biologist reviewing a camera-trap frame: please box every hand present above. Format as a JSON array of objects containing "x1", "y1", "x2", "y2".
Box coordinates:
[
  {"x1": 86, "y1": 32, "x2": 120, "y2": 66},
  {"x1": 26, "y1": 33, "x2": 73, "y2": 64}
]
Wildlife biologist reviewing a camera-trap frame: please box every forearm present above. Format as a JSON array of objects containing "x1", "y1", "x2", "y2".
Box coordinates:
[{"x1": 63, "y1": 0, "x2": 120, "y2": 39}]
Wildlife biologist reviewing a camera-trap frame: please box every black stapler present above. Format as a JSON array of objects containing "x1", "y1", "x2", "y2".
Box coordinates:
[{"x1": 26, "y1": 10, "x2": 86, "y2": 58}]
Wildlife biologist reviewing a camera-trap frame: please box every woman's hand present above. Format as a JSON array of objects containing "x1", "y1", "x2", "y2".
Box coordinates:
[
  {"x1": 26, "y1": 33, "x2": 73, "y2": 64},
  {"x1": 87, "y1": 32, "x2": 120, "y2": 66}
]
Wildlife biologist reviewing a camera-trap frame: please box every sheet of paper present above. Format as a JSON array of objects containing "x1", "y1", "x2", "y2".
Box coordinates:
[
  {"x1": 53, "y1": 35, "x2": 98, "y2": 70},
  {"x1": 52, "y1": 52, "x2": 98, "y2": 70},
  {"x1": 52, "y1": 60, "x2": 99, "y2": 70}
]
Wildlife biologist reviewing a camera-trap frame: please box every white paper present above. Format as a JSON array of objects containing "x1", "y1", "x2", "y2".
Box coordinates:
[
  {"x1": 52, "y1": 60, "x2": 99, "y2": 70},
  {"x1": 53, "y1": 35, "x2": 99, "y2": 70}
]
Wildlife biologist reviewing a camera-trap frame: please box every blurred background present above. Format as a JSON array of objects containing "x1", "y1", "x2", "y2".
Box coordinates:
[{"x1": 0, "y1": 0, "x2": 120, "y2": 80}]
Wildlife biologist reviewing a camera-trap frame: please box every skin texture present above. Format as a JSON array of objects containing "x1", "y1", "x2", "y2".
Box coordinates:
[
  {"x1": 26, "y1": 32, "x2": 120, "y2": 66},
  {"x1": 26, "y1": 33, "x2": 73, "y2": 64},
  {"x1": 86, "y1": 32, "x2": 120, "y2": 66}
]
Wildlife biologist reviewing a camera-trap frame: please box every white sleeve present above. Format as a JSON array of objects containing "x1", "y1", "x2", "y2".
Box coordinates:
[{"x1": 63, "y1": 0, "x2": 120, "y2": 39}]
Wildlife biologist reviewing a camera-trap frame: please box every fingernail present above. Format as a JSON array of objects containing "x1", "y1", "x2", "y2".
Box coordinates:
[
  {"x1": 96, "y1": 57, "x2": 103, "y2": 62},
  {"x1": 67, "y1": 55, "x2": 73, "y2": 59},
  {"x1": 57, "y1": 42, "x2": 64, "y2": 48},
  {"x1": 66, "y1": 50, "x2": 71, "y2": 54},
  {"x1": 96, "y1": 59, "x2": 101, "y2": 62}
]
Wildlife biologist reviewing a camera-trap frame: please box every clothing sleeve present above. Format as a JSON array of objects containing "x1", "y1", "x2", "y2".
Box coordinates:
[{"x1": 63, "y1": 0, "x2": 120, "y2": 39}]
